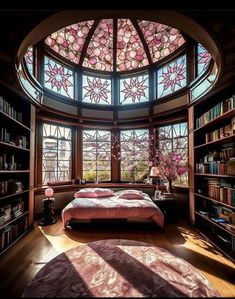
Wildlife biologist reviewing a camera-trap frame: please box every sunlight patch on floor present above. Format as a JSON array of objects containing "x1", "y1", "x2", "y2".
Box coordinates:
[{"x1": 39, "y1": 226, "x2": 83, "y2": 254}]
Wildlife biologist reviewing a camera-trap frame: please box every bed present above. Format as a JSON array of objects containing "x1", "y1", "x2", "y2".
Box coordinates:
[{"x1": 61, "y1": 188, "x2": 164, "y2": 229}]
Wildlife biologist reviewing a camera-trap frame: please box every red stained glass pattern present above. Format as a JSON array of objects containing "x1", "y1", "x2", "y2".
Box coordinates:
[
  {"x1": 83, "y1": 19, "x2": 113, "y2": 71},
  {"x1": 24, "y1": 46, "x2": 33, "y2": 75},
  {"x1": 44, "y1": 56, "x2": 74, "y2": 99},
  {"x1": 138, "y1": 20, "x2": 185, "y2": 63},
  {"x1": 45, "y1": 21, "x2": 94, "y2": 64},
  {"x1": 83, "y1": 75, "x2": 111, "y2": 105},
  {"x1": 120, "y1": 74, "x2": 149, "y2": 105},
  {"x1": 197, "y1": 44, "x2": 212, "y2": 76},
  {"x1": 117, "y1": 19, "x2": 148, "y2": 71},
  {"x1": 158, "y1": 55, "x2": 186, "y2": 98}
]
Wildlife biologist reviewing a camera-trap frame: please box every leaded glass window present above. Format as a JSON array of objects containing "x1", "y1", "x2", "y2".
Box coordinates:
[
  {"x1": 138, "y1": 20, "x2": 185, "y2": 63},
  {"x1": 83, "y1": 130, "x2": 111, "y2": 182},
  {"x1": 42, "y1": 124, "x2": 72, "y2": 185},
  {"x1": 157, "y1": 55, "x2": 186, "y2": 98},
  {"x1": 83, "y1": 19, "x2": 113, "y2": 71},
  {"x1": 24, "y1": 46, "x2": 33, "y2": 75},
  {"x1": 44, "y1": 56, "x2": 74, "y2": 99},
  {"x1": 158, "y1": 122, "x2": 188, "y2": 184},
  {"x1": 120, "y1": 73, "x2": 149, "y2": 105},
  {"x1": 45, "y1": 21, "x2": 94, "y2": 65},
  {"x1": 197, "y1": 44, "x2": 212, "y2": 77},
  {"x1": 82, "y1": 74, "x2": 112, "y2": 105},
  {"x1": 116, "y1": 19, "x2": 148, "y2": 71},
  {"x1": 120, "y1": 129, "x2": 149, "y2": 182}
]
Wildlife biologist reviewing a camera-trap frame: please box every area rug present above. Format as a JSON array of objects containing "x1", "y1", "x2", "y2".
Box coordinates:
[{"x1": 22, "y1": 239, "x2": 220, "y2": 297}]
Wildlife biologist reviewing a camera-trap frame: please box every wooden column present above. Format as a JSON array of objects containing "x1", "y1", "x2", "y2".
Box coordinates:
[
  {"x1": 188, "y1": 103, "x2": 195, "y2": 224},
  {"x1": 29, "y1": 104, "x2": 36, "y2": 229}
]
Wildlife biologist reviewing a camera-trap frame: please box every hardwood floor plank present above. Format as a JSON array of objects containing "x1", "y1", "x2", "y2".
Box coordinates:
[{"x1": 0, "y1": 217, "x2": 234, "y2": 297}]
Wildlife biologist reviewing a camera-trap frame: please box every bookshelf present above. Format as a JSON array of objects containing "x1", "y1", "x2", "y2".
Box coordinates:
[
  {"x1": 191, "y1": 92, "x2": 235, "y2": 262},
  {"x1": 0, "y1": 83, "x2": 34, "y2": 256}
]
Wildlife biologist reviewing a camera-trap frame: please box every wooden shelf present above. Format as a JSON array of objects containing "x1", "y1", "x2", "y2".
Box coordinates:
[
  {"x1": 194, "y1": 222, "x2": 235, "y2": 264},
  {"x1": 0, "y1": 141, "x2": 30, "y2": 152},
  {"x1": 195, "y1": 211, "x2": 235, "y2": 237},
  {"x1": 0, "y1": 170, "x2": 30, "y2": 174},
  {"x1": 194, "y1": 134, "x2": 235, "y2": 149},
  {"x1": 0, "y1": 230, "x2": 28, "y2": 257},
  {"x1": 0, "y1": 190, "x2": 29, "y2": 202},
  {"x1": 194, "y1": 108, "x2": 235, "y2": 133},
  {"x1": 0, "y1": 110, "x2": 30, "y2": 131},
  {"x1": 194, "y1": 173, "x2": 235, "y2": 178},
  {"x1": 0, "y1": 211, "x2": 29, "y2": 231},
  {"x1": 0, "y1": 84, "x2": 32, "y2": 258},
  {"x1": 195, "y1": 193, "x2": 235, "y2": 210}
]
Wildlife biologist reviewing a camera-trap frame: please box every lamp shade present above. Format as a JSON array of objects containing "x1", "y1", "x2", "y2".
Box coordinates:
[
  {"x1": 45, "y1": 187, "x2": 54, "y2": 198},
  {"x1": 150, "y1": 166, "x2": 160, "y2": 177}
]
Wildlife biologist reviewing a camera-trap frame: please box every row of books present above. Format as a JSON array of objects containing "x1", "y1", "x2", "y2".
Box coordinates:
[
  {"x1": 0, "y1": 127, "x2": 28, "y2": 148},
  {"x1": 0, "y1": 154, "x2": 24, "y2": 170},
  {"x1": 195, "y1": 96, "x2": 235, "y2": 128},
  {"x1": 0, "y1": 179, "x2": 23, "y2": 197},
  {"x1": 204, "y1": 118, "x2": 235, "y2": 143},
  {"x1": 0, "y1": 218, "x2": 27, "y2": 251},
  {"x1": 208, "y1": 184, "x2": 235, "y2": 206},
  {"x1": 0, "y1": 96, "x2": 23, "y2": 123},
  {"x1": 195, "y1": 161, "x2": 226, "y2": 174},
  {"x1": 0, "y1": 199, "x2": 24, "y2": 226}
]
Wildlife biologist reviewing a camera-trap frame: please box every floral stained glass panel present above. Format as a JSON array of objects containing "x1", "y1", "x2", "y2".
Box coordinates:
[
  {"x1": 120, "y1": 129, "x2": 149, "y2": 182},
  {"x1": 24, "y1": 47, "x2": 33, "y2": 75},
  {"x1": 83, "y1": 130, "x2": 111, "y2": 182},
  {"x1": 117, "y1": 19, "x2": 148, "y2": 71},
  {"x1": 197, "y1": 44, "x2": 212, "y2": 77},
  {"x1": 82, "y1": 75, "x2": 111, "y2": 105},
  {"x1": 157, "y1": 55, "x2": 186, "y2": 98},
  {"x1": 120, "y1": 73, "x2": 149, "y2": 105},
  {"x1": 42, "y1": 124, "x2": 72, "y2": 185},
  {"x1": 83, "y1": 19, "x2": 113, "y2": 71},
  {"x1": 138, "y1": 20, "x2": 185, "y2": 63},
  {"x1": 45, "y1": 21, "x2": 94, "y2": 65},
  {"x1": 44, "y1": 56, "x2": 74, "y2": 99}
]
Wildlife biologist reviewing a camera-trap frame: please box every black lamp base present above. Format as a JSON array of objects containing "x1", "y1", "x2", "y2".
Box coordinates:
[
  {"x1": 38, "y1": 198, "x2": 57, "y2": 226},
  {"x1": 38, "y1": 217, "x2": 57, "y2": 226}
]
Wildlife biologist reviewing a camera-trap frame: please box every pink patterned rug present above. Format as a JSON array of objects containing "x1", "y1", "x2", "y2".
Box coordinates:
[{"x1": 22, "y1": 239, "x2": 220, "y2": 297}]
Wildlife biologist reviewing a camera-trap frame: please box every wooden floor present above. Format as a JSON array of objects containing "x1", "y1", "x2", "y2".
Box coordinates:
[{"x1": 0, "y1": 216, "x2": 234, "y2": 298}]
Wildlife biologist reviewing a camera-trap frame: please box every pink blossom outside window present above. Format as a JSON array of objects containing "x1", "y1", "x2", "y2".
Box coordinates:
[
  {"x1": 24, "y1": 46, "x2": 33, "y2": 75},
  {"x1": 197, "y1": 44, "x2": 212, "y2": 77},
  {"x1": 157, "y1": 55, "x2": 186, "y2": 98},
  {"x1": 120, "y1": 73, "x2": 149, "y2": 105},
  {"x1": 44, "y1": 56, "x2": 74, "y2": 99},
  {"x1": 82, "y1": 75, "x2": 111, "y2": 105}
]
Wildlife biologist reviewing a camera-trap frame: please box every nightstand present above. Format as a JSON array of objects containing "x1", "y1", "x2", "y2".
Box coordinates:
[{"x1": 151, "y1": 197, "x2": 177, "y2": 224}]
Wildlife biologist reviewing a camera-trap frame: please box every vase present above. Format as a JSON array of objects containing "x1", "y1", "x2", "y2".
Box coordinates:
[{"x1": 168, "y1": 179, "x2": 174, "y2": 194}]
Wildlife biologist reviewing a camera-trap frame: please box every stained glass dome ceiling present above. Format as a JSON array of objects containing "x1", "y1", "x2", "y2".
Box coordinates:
[{"x1": 45, "y1": 19, "x2": 185, "y2": 72}]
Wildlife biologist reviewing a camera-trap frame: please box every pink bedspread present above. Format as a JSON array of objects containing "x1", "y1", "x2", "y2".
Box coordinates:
[{"x1": 61, "y1": 192, "x2": 164, "y2": 229}]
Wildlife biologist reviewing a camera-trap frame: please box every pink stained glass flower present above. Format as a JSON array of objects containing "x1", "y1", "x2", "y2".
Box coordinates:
[
  {"x1": 25, "y1": 47, "x2": 33, "y2": 74},
  {"x1": 45, "y1": 63, "x2": 73, "y2": 96},
  {"x1": 159, "y1": 59, "x2": 186, "y2": 95},
  {"x1": 198, "y1": 50, "x2": 211, "y2": 70},
  {"x1": 121, "y1": 77, "x2": 148, "y2": 103},
  {"x1": 83, "y1": 77, "x2": 111, "y2": 104}
]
